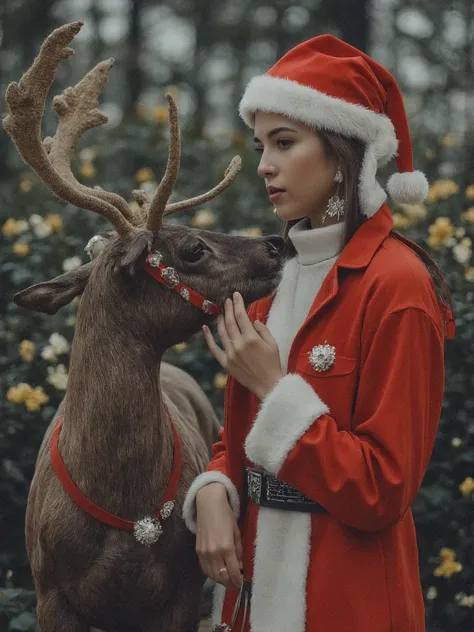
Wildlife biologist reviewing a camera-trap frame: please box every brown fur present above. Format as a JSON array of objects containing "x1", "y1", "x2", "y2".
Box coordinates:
[
  {"x1": 4, "y1": 21, "x2": 285, "y2": 630},
  {"x1": 15, "y1": 225, "x2": 284, "y2": 632}
]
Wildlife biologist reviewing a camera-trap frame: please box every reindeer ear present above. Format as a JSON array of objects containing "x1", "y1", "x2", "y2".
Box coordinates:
[
  {"x1": 117, "y1": 229, "x2": 153, "y2": 277},
  {"x1": 13, "y1": 261, "x2": 94, "y2": 315}
]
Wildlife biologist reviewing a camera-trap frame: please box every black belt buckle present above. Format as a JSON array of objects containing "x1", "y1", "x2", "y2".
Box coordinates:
[{"x1": 245, "y1": 467, "x2": 327, "y2": 514}]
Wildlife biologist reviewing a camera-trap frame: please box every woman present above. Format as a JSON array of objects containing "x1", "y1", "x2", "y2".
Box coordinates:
[{"x1": 182, "y1": 35, "x2": 455, "y2": 632}]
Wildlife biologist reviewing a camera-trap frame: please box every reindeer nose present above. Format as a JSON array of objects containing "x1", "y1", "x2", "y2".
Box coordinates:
[{"x1": 263, "y1": 235, "x2": 285, "y2": 257}]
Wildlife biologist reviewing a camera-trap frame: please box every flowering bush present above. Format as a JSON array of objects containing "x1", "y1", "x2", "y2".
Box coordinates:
[{"x1": 0, "y1": 112, "x2": 473, "y2": 629}]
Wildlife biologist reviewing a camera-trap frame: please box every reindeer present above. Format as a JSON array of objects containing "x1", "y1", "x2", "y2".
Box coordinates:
[{"x1": 3, "y1": 22, "x2": 284, "y2": 632}]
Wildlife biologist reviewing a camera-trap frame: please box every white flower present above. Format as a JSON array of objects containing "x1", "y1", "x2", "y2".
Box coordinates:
[
  {"x1": 40, "y1": 345, "x2": 57, "y2": 362},
  {"x1": 49, "y1": 333, "x2": 70, "y2": 355},
  {"x1": 426, "y1": 586, "x2": 437, "y2": 600},
  {"x1": 452, "y1": 239, "x2": 472, "y2": 265},
  {"x1": 65, "y1": 315, "x2": 77, "y2": 327},
  {"x1": 29, "y1": 214, "x2": 43, "y2": 227},
  {"x1": 79, "y1": 147, "x2": 97, "y2": 162},
  {"x1": 460, "y1": 594, "x2": 474, "y2": 607},
  {"x1": 47, "y1": 364, "x2": 69, "y2": 391},
  {"x1": 16, "y1": 220, "x2": 29, "y2": 234},
  {"x1": 33, "y1": 221, "x2": 53, "y2": 238},
  {"x1": 191, "y1": 209, "x2": 216, "y2": 228},
  {"x1": 63, "y1": 256, "x2": 82, "y2": 272},
  {"x1": 451, "y1": 437, "x2": 462, "y2": 447},
  {"x1": 139, "y1": 181, "x2": 158, "y2": 197}
]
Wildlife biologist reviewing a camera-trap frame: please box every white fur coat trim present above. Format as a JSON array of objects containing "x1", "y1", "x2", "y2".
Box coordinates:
[
  {"x1": 245, "y1": 374, "x2": 329, "y2": 475},
  {"x1": 182, "y1": 471, "x2": 240, "y2": 534},
  {"x1": 251, "y1": 506, "x2": 311, "y2": 632}
]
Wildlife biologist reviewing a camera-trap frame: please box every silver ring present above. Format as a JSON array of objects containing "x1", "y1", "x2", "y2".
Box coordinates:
[{"x1": 218, "y1": 567, "x2": 228, "y2": 575}]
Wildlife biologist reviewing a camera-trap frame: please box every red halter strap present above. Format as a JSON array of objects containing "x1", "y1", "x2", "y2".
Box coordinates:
[
  {"x1": 50, "y1": 407, "x2": 182, "y2": 533},
  {"x1": 144, "y1": 251, "x2": 222, "y2": 316}
]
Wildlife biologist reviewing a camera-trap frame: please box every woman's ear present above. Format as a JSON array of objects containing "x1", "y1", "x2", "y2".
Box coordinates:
[{"x1": 13, "y1": 261, "x2": 94, "y2": 315}]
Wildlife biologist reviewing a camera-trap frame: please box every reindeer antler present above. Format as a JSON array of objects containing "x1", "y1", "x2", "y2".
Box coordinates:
[
  {"x1": 146, "y1": 94, "x2": 181, "y2": 233},
  {"x1": 3, "y1": 21, "x2": 135, "y2": 237},
  {"x1": 164, "y1": 155, "x2": 242, "y2": 215},
  {"x1": 46, "y1": 58, "x2": 135, "y2": 225}
]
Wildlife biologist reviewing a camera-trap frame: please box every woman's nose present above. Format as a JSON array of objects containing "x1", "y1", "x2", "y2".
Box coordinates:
[{"x1": 257, "y1": 156, "x2": 277, "y2": 179}]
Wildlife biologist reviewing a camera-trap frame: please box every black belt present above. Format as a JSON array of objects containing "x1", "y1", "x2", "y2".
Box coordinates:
[{"x1": 244, "y1": 467, "x2": 328, "y2": 514}]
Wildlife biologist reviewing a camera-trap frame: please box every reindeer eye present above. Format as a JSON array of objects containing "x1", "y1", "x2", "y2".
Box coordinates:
[{"x1": 182, "y1": 242, "x2": 206, "y2": 263}]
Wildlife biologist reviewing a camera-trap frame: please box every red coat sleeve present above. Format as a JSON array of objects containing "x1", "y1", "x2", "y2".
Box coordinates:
[{"x1": 244, "y1": 308, "x2": 445, "y2": 532}]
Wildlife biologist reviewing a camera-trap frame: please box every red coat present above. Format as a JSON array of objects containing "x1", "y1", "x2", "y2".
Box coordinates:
[{"x1": 191, "y1": 205, "x2": 453, "y2": 632}]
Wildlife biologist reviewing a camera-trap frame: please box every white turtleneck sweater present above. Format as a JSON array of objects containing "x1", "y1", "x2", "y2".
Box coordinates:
[{"x1": 267, "y1": 217, "x2": 345, "y2": 374}]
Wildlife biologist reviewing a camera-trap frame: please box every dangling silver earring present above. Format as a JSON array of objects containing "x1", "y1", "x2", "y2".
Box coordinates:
[
  {"x1": 322, "y1": 170, "x2": 345, "y2": 223},
  {"x1": 273, "y1": 207, "x2": 278, "y2": 215}
]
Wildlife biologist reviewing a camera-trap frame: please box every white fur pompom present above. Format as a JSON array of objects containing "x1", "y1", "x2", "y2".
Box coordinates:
[{"x1": 387, "y1": 171, "x2": 429, "y2": 204}]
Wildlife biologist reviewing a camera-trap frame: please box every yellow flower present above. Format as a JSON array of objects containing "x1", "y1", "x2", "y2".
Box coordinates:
[
  {"x1": 79, "y1": 162, "x2": 96, "y2": 178},
  {"x1": 459, "y1": 476, "x2": 474, "y2": 496},
  {"x1": 246, "y1": 227, "x2": 263, "y2": 237},
  {"x1": 13, "y1": 241, "x2": 30, "y2": 256},
  {"x1": 151, "y1": 106, "x2": 169, "y2": 124},
  {"x1": 427, "y1": 180, "x2": 459, "y2": 203},
  {"x1": 427, "y1": 217, "x2": 453, "y2": 249},
  {"x1": 44, "y1": 214, "x2": 63, "y2": 232},
  {"x1": 3, "y1": 218, "x2": 24, "y2": 237},
  {"x1": 6, "y1": 569, "x2": 13, "y2": 580},
  {"x1": 459, "y1": 594, "x2": 474, "y2": 608},
  {"x1": 425, "y1": 149, "x2": 436, "y2": 160},
  {"x1": 399, "y1": 203, "x2": 427, "y2": 223},
  {"x1": 465, "y1": 267, "x2": 474, "y2": 282},
  {"x1": 19, "y1": 340, "x2": 35, "y2": 363},
  {"x1": 7, "y1": 383, "x2": 33, "y2": 404},
  {"x1": 136, "y1": 168, "x2": 154, "y2": 184},
  {"x1": 462, "y1": 207, "x2": 474, "y2": 224},
  {"x1": 465, "y1": 185, "x2": 474, "y2": 200},
  {"x1": 24, "y1": 386, "x2": 49, "y2": 412},
  {"x1": 440, "y1": 547, "x2": 456, "y2": 561},
  {"x1": 20, "y1": 179, "x2": 33, "y2": 192},
  {"x1": 433, "y1": 548, "x2": 463, "y2": 578},
  {"x1": 392, "y1": 212, "x2": 410, "y2": 230},
  {"x1": 214, "y1": 373, "x2": 228, "y2": 389},
  {"x1": 191, "y1": 209, "x2": 216, "y2": 228},
  {"x1": 136, "y1": 104, "x2": 150, "y2": 119},
  {"x1": 174, "y1": 342, "x2": 188, "y2": 352},
  {"x1": 441, "y1": 133, "x2": 457, "y2": 148}
]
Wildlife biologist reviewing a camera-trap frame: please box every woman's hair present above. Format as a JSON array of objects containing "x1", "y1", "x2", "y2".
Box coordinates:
[
  {"x1": 280, "y1": 129, "x2": 449, "y2": 312},
  {"x1": 281, "y1": 130, "x2": 366, "y2": 257}
]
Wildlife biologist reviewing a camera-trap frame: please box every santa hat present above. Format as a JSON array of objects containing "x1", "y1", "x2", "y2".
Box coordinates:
[{"x1": 239, "y1": 34, "x2": 428, "y2": 218}]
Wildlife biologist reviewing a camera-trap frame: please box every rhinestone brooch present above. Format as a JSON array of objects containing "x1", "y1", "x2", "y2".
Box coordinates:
[
  {"x1": 133, "y1": 501, "x2": 175, "y2": 546},
  {"x1": 133, "y1": 517, "x2": 163, "y2": 546},
  {"x1": 309, "y1": 343, "x2": 336, "y2": 372},
  {"x1": 161, "y1": 266, "x2": 180, "y2": 287},
  {"x1": 147, "y1": 251, "x2": 163, "y2": 267},
  {"x1": 180, "y1": 288, "x2": 190, "y2": 301}
]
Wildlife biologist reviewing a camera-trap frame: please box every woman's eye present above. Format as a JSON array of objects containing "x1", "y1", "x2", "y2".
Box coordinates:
[{"x1": 277, "y1": 139, "x2": 293, "y2": 149}]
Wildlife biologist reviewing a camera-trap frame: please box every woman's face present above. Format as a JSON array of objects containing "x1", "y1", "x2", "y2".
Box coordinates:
[{"x1": 253, "y1": 111, "x2": 339, "y2": 228}]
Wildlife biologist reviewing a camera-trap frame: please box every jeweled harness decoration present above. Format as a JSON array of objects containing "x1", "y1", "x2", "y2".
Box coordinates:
[
  {"x1": 145, "y1": 250, "x2": 222, "y2": 315},
  {"x1": 50, "y1": 407, "x2": 182, "y2": 546}
]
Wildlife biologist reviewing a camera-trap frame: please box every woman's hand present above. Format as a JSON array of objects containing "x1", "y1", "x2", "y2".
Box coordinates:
[
  {"x1": 196, "y1": 482, "x2": 243, "y2": 590},
  {"x1": 203, "y1": 292, "x2": 283, "y2": 400}
]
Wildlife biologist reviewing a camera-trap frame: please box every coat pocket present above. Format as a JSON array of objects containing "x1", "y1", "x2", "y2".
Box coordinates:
[{"x1": 295, "y1": 352, "x2": 357, "y2": 429}]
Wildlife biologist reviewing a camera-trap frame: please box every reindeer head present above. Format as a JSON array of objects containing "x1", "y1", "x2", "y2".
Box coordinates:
[{"x1": 4, "y1": 22, "x2": 284, "y2": 351}]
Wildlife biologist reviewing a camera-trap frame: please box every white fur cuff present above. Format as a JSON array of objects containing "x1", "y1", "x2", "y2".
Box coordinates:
[
  {"x1": 244, "y1": 374, "x2": 329, "y2": 475},
  {"x1": 182, "y1": 471, "x2": 240, "y2": 534}
]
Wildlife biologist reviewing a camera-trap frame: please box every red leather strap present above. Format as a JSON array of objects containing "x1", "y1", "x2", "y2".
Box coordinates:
[{"x1": 50, "y1": 407, "x2": 182, "y2": 530}]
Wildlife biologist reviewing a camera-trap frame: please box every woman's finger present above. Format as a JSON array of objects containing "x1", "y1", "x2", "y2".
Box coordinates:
[
  {"x1": 202, "y1": 325, "x2": 228, "y2": 368},
  {"x1": 217, "y1": 315, "x2": 234, "y2": 355},
  {"x1": 224, "y1": 297, "x2": 243, "y2": 342},
  {"x1": 232, "y1": 292, "x2": 255, "y2": 337}
]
